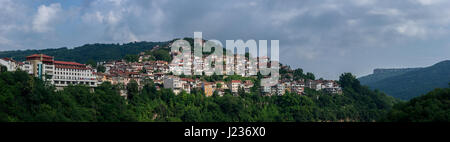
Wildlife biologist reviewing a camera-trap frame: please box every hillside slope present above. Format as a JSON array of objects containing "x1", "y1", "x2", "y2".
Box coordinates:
[
  {"x1": 359, "y1": 60, "x2": 450, "y2": 100},
  {"x1": 0, "y1": 41, "x2": 169, "y2": 63},
  {"x1": 359, "y1": 68, "x2": 422, "y2": 85},
  {"x1": 381, "y1": 88, "x2": 450, "y2": 122}
]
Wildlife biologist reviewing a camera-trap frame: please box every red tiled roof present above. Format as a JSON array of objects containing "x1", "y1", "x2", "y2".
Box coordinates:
[
  {"x1": 54, "y1": 61, "x2": 84, "y2": 66},
  {"x1": 231, "y1": 80, "x2": 241, "y2": 83},
  {"x1": 55, "y1": 65, "x2": 88, "y2": 70},
  {"x1": 203, "y1": 82, "x2": 213, "y2": 85},
  {"x1": 156, "y1": 60, "x2": 168, "y2": 64},
  {"x1": 1, "y1": 57, "x2": 13, "y2": 62},
  {"x1": 27, "y1": 54, "x2": 53, "y2": 58},
  {"x1": 126, "y1": 72, "x2": 139, "y2": 75},
  {"x1": 181, "y1": 78, "x2": 194, "y2": 82}
]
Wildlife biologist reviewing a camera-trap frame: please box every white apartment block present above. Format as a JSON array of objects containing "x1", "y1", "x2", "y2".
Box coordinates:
[
  {"x1": 228, "y1": 80, "x2": 241, "y2": 93},
  {"x1": 52, "y1": 61, "x2": 97, "y2": 88},
  {"x1": 22, "y1": 54, "x2": 98, "y2": 88},
  {"x1": 0, "y1": 58, "x2": 21, "y2": 71},
  {"x1": 163, "y1": 75, "x2": 183, "y2": 94}
]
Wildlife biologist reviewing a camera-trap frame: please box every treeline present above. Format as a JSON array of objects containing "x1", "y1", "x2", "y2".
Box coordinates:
[
  {"x1": 0, "y1": 71, "x2": 402, "y2": 122},
  {"x1": 381, "y1": 87, "x2": 450, "y2": 122},
  {"x1": 0, "y1": 41, "x2": 169, "y2": 63}
]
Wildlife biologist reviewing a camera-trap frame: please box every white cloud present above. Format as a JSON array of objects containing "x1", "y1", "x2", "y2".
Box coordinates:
[
  {"x1": 351, "y1": 0, "x2": 375, "y2": 6},
  {"x1": 347, "y1": 19, "x2": 359, "y2": 26},
  {"x1": 107, "y1": 0, "x2": 127, "y2": 6},
  {"x1": 84, "y1": 11, "x2": 121, "y2": 25},
  {"x1": 0, "y1": 36, "x2": 12, "y2": 45},
  {"x1": 368, "y1": 8, "x2": 402, "y2": 16},
  {"x1": 394, "y1": 21, "x2": 427, "y2": 37},
  {"x1": 32, "y1": 3, "x2": 61, "y2": 32},
  {"x1": 270, "y1": 8, "x2": 308, "y2": 26},
  {"x1": 416, "y1": 0, "x2": 443, "y2": 5},
  {"x1": 2, "y1": 0, "x2": 450, "y2": 79}
]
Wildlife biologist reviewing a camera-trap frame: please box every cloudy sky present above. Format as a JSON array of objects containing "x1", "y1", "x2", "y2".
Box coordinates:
[{"x1": 1, "y1": 0, "x2": 450, "y2": 79}]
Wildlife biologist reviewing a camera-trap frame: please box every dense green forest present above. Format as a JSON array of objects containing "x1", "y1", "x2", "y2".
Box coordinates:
[
  {"x1": 359, "y1": 60, "x2": 450, "y2": 100},
  {"x1": 0, "y1": 41, "x2": 169, "y2": 63},
  {"x1": 0, "y1": 71, "x2": 401, "y2": 122},
  {"x1": 381, "y1": 87, "x2": 450, "y2": 122}
]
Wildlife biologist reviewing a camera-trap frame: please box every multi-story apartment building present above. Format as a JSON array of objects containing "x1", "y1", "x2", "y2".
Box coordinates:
[
  {"x1": 52, "y1": 60, "x2": 97, "y2": 88},
  {"x1": 164, "y1": 75, "x2": 183, "y2": 94},
  {"x1": 0, "y1": 58, "x2": 21, "y2": 71},
  {"x1": 22, "y1": 54, "x2": 55, "y2": 79},
  {"x1": 202, "y1": 82, "x2": 214, "y2": 97},
  {"x1": 21, "y1": 54, "x2": 97, "y2": 89},
  {"x1": 228, "y1": 80, "x2": 241, "y2": 93}
]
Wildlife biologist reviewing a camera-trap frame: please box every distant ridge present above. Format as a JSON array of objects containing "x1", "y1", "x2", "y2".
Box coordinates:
[
  {"x1": 359, "y1": 68, "x2": 422, "y2": 85},
  {"x1": 359, "y1": 60, "x2": 450, "y2": 100},
  {"x1": 0, "y1": 41, "x2": 169, "y2": 63}
]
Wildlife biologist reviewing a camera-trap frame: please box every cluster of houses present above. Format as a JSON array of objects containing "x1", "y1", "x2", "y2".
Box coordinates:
[
  {"x1": 262, "y1": 79, "x2": 342, "y2": 96},
  {"x1": 162, "y1": 75, "x2": 255, "y2": 96},
  {"x1": 0, "y1": 45, "x2": 342, "y2": 96},
  {"x1": 96, "y1": 60, "x2": 170, "y2": 86},
  {"x1": 95, "y1": 44, "x2": 342, "y2": 96}
]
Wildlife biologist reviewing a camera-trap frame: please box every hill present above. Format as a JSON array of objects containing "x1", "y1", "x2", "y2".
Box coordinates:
[
  {"x1": 358, "y1": 60, "x2": 450, "y2": 100},
  {"x1": 0, "y1": 41, "x2": 169, "y2": 63},
  {"x1": 0, "y1": 70, "x2": 397, "y2": 122},
  {"x1": 359, "y1": 68, "x2": 422, "y2": 85},
  {"x1": 381, "y1": 87, "x2": 450, "y2": 122}
]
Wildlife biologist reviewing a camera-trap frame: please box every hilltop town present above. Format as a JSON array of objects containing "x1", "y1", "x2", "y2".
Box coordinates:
[{"x1": 0, "y1": 42, "x2": 342, "y2": 98}]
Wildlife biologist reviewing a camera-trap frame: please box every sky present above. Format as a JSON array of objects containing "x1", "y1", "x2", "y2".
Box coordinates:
[{"x1": 1, "y1": 0, "x2": 450, "y2": 79}]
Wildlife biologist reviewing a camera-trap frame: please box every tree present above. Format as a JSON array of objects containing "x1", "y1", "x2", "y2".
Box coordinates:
[
  {"x1": 238, "y1": 87, "x2": 246, "y2": 97},
  {"x1": 127, "y1": 80, "x2": 139, "y2": 101},
  {"x1": 306, "y1": 72, "x2": 315, "y2": 80},
  {"x1": 0, "y1": 65, "x2": 7, "y2": 73},
  {"x1": 0, "y1": 41, "x2": 169, "y2": 64},
  {"x1": 97, "y1": 65, "x2": 106, "y2": 73},
  {"x1": 381, "y1": 88, "x2": 450, "y2": 122},
  {"x1": 338, "y1": 73, "x2": 360, "y2": 89},
  {"x1": 0, "y1": 70, "x2": 399, "y2": 122},
  {"x1": 125, "y1": 54, "x2": 139, "y2": 62},
  {"x1": 140, "y1": 68, "x2": 147, "y2": 74},
  {"x1": 293, "y1": 68, "x2": 303, "y2": 79},
  {"x1": 152, "y1": 49, "x2": 172, "y2": 62},
  {"x1": 86, "y1": 59, "x2": 97, "y2": 67}
]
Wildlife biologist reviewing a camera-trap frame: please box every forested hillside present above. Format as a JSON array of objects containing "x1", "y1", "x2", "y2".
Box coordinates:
[
  {"x1": 0, "y1": 41, "x2": 169, "y2": 63},
  {"x1": 359, "y1": 68, "x2": 421, "y2": 85},
  {"x1": 381, "y1": 86, "x2": 450, "y2": 122},
  {"x1": 0, "y1": 71, "x2": 397, "y2": 122},
  {"x1": 358, "y1": 60, "x2": 450, "y2": 100}
]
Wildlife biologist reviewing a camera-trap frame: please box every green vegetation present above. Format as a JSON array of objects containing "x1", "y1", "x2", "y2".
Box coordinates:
[
  {"x1": 280, "y1": 66, "x2": 316, "y2": 81},
  {"x1": 358, "y1": 60, "x2": 450, "y2": 100},
  {"x1": 381, "y1": 87, "x2": 450, "y2": 122},
  {"x1": 0, "y1": 65, "x2": 6, "y2": 73},
  {"x1": 0, "y1": 71, "x2": 133, "y2": 122},
  {"x1": 145, "y1": 48, "x2": 172, "y2": 62},
  {"x1": 86, "y1": 59, "x2": 97, "y2": 67},
  {"x1": 0, "y1": 41, "x2": 169, "y2": 63},
  {"x1": 97, "y1": 65, "x2": 106, "y2": 73},
  {"x1": 0, "y1": 71, "x2": 398, "y2": 122},
  {"x1": 124, "y1": 54, "x2": 139, "y2": 63}
]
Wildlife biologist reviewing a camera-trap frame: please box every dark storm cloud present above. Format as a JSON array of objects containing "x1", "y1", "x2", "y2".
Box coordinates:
[{"x1": 1, "y1": 0, "x2": 449, "y2": 79}]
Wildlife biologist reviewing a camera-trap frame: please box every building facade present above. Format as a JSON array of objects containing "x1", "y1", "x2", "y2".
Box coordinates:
[{"x1": 21, "y1": 54, "x2": 97, "y2": 88}]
